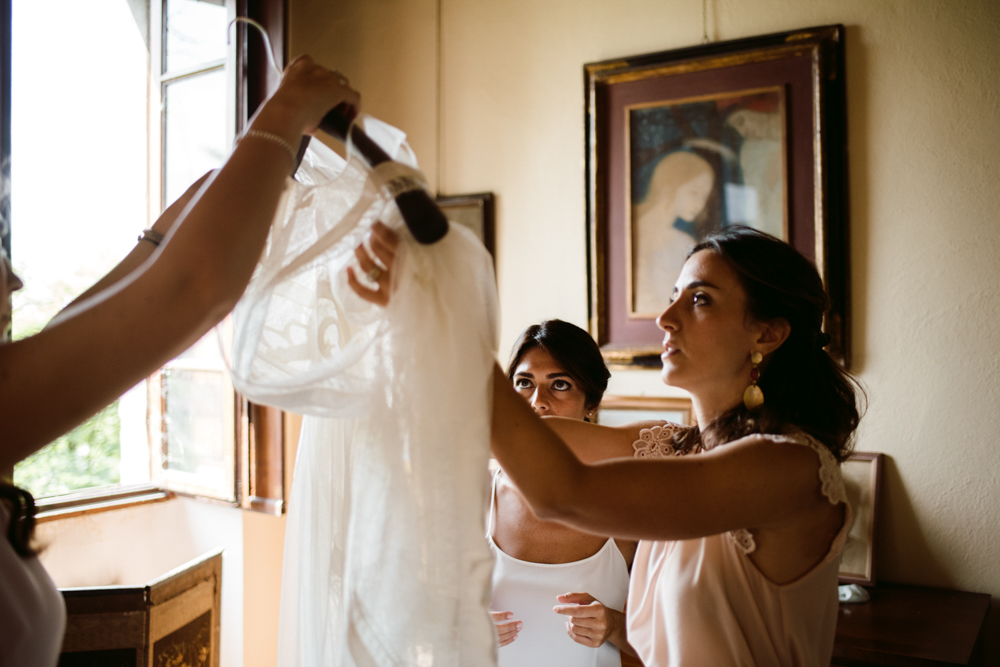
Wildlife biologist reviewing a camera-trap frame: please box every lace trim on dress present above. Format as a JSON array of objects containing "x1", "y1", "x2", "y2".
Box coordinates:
[
  {"x1": 630, "y1": 426, "x2": 847, "y2": 555},
  {"x1": 631, "y1": 423, "x2": 688, "y2": 458},
  {"x1": 760, "y1": 432, "x2": 848, "y2": 506}
]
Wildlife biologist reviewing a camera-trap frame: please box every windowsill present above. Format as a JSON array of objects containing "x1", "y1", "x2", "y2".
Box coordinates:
[{"x1": 35, "y1": 484, "x2": 173, "y2": 523}]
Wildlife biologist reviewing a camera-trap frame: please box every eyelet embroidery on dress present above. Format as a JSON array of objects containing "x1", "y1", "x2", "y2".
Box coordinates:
[{"x1": 729, "y1": 528, "x2": 756, "y2": 554}]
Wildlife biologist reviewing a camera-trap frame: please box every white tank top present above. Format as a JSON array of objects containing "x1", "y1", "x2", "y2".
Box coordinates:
[
  {"x1": 487, "y1": 471, "x2": 629, "y2": 667},
  {"x1": 0, "y1": 505, "x2": 66, "y2": 667}
]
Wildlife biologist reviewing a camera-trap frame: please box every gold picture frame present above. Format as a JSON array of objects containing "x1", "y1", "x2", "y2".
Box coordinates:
[{"x1": 585, "y1": 25, "x2": 850, "y2": 368}]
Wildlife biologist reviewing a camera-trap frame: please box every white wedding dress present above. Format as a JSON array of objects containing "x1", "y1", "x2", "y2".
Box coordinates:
[{"x1": 229, "y1": 117, "x2": 499, "y2": 666}]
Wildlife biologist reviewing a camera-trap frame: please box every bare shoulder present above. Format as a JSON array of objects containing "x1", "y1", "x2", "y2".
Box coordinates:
[
  {"x1": 709, "y1": 432, "x2": 831, "y2": 477},
  {"x1": 701, "y1": 432, "x2": 842, "y2": 524}
]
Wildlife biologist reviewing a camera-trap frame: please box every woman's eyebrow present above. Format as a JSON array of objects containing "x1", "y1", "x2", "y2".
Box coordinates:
[
  {"x1": 680, "y1": 279, "x2": 719, "y2": 291},
  {"x1": 547, "y1": 372, "x2": 573, "y2": 379},
  {"x1": 515, "y1": 371, "x2": 534, "y2": 378}
]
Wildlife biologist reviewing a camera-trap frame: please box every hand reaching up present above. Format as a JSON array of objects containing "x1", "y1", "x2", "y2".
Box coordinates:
[{"x1": 347, "y1": 222, "x2": 400, "y2": 307}]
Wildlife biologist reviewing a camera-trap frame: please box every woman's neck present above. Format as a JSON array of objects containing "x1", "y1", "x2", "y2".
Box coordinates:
[{"x1": 690, "y1": 391, "x2": 743, "y2": 432}]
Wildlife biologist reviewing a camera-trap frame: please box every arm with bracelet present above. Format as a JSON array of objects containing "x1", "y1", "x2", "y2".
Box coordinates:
[
  {"x1": 64, "y1": 171, "x2": 214, "y2": 310},
  {"x1": 1, "y1": 54, "x2": 359, "y2": 468}
]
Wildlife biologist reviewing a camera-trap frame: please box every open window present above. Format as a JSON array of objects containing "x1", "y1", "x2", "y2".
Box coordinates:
[{"x1": 4, "y1": 0, "x2": 288, "y2": 518}]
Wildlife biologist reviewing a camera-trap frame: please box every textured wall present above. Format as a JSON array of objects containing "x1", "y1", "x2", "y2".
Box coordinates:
[{"x1": 291, "y1": 0, "x2": 1000, "y2": 660}]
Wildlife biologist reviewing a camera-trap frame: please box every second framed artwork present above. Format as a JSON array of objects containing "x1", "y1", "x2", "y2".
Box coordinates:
[
  {"x1": 839, "y1": 451, "x2": 884, "y2": 586},
  {"x1": 585, "y1": 26, "x2": 849, "y2": 367},
  {"x1": 436, "y1": 192, "x2": 496, "y2": 261}
]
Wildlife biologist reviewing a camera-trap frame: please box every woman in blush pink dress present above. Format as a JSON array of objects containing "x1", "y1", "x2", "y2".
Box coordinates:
[{"x1": 354, "y1": 225, "x2": 863, "y2": 666}]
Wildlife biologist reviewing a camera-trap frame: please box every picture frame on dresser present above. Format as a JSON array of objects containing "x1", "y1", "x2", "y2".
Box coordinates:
[
  {"x1": 839, "y1": 451, "x2": 884, "y2": 586},
  {"x1": 585, "y1": 25, "x2": 850, "y2": 368}
]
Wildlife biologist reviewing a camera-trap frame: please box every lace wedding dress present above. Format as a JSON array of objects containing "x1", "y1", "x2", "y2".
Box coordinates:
[{"x1": 229, "y1": 117, "x2": 499, "y2": 666}]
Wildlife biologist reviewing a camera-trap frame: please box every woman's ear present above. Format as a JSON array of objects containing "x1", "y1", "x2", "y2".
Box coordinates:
[{"x1": 755, "y1": 318, "x2": 791, "y2": 356}]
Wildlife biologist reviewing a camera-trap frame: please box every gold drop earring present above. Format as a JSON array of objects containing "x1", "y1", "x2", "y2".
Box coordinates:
[{"x1": 743, "y1": 351, "x2": 764, "y2": 410}]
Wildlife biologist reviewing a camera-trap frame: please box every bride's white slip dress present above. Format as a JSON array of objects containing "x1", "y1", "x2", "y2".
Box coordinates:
[{"x1": 229, "y1": 117, "x2": 499, "y2": 667}]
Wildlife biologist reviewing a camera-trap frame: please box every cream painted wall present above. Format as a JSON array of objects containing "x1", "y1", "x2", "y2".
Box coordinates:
[{"x1": 290, "y1": 0, "x2": 1000, "y2": 661}]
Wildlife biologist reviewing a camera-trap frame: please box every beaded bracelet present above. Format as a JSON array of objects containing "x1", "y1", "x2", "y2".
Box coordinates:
[{"x1": 243, "y1": 129, "x2": 298, "y2": 169}]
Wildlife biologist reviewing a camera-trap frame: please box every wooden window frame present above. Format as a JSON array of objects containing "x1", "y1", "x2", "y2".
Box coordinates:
[{"x1": 232, "y1": 0, "x2": 288, "y2": 517}]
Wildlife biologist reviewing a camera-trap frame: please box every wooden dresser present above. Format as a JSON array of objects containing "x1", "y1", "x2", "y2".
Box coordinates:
[
  {"x1": 833, "y1": 583, "x2": 991, "y2": 666},
  {"x1": 58, "y1": 549, "x2": 222, "y2": 667}
]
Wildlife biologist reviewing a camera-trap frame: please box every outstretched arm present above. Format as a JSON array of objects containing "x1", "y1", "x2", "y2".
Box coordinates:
[
  {"x1": 344, "y1": 224, "x2": 830, "y2": 545},
  {"x1": 0, "y1": 55, "x2": 359, "y2": 469},
  {"x1": 490, "y1": 364, "x2": 830, "y2": 542}
]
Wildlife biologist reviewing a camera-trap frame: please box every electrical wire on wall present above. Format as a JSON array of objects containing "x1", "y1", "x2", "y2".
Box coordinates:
[
  {"x1": 702, "y1": 0, "x2": 711, "y2": 44},
  {"x1": 436, "y1": 0, "x2": 443, "y2": 195}
]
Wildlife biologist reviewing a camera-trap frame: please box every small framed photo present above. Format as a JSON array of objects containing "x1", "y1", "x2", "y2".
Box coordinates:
[
  {"x1": 585, "y1": 25, "x2": 849, "y2": 368},
  {"x1": 436, "y1": 192, "x2": 496, "y2": 260},
  {"x1": 596, "y1": 395, "x2": 694, "y2": 427},
  {"x1": 839, "y1": 451, "x2": 884, "y2": 586}
]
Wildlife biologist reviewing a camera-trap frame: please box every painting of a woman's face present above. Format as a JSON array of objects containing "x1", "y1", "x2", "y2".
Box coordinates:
[
  {"x1": 674, "y1": 170, "x2": 715, "y2": 222},
  {"x1": 630, "y1": 151, "x2": 716, "y2": 316}
]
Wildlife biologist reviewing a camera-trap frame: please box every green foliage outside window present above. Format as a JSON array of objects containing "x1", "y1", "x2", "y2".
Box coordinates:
[
  {"x1": 14, "y1": 402, "x2": 122, "y2": 497},
  {"x1": 11, "y1": 268, "x2": 122, "y2": 497}
]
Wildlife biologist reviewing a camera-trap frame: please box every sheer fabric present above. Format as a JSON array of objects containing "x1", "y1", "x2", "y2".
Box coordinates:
[{"x1": 230, "y1": 118, "x2": 499, "y2": 666}]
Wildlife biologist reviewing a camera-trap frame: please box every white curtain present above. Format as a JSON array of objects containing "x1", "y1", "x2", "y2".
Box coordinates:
[{"x1": 229, "y1": 118, "x2": 499, "y2": 666}]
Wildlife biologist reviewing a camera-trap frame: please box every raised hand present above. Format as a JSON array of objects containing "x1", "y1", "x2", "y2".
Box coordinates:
[
  {"x1": 249, "y1": 55, "x2": 360, "y2": 149},
  {"x1": 347, "y1": 222, "x2": 399, "y2": 307}
]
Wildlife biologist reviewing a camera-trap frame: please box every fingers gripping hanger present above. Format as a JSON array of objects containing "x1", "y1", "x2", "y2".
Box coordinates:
[{"x1": 229, "y1": 18, "x2": 449, "y2": 244}]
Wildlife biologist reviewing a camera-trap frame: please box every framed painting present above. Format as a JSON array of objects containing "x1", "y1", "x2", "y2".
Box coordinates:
[
  {"x1": 585, "y1": 25, "x2": 849, "y2": 367},
  {"x1": 596, "y1": 395, "x2": 694, "y2": 427},
  {"x1": 839, "y1": 451, "x2": 883, "y2": 586},
  {"x1": 437, "y1": 192, "x2": 496, "y2": 260}
]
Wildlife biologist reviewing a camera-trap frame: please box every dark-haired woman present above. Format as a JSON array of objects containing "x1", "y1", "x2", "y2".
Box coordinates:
[
  {"x1": 488, "y1": 227, "x2": 862, "y2": 665},
  {"x1": 489, "y1": 320, "x2": 640, "y2": 666},
  {"x1": 1, "y1": 56, "x2": 358, "y2": 666},
  {"x1": 352, "y1": 225, "x2": 862, "y2": 666}
]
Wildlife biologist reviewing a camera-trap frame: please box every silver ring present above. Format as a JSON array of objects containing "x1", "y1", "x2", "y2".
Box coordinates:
[
  {"x1": 367, "y1": 266, "x2": 384, "y2": 282},
  {"x1": 333, "y1": 69, "x2": 348, "y2": 86}
]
